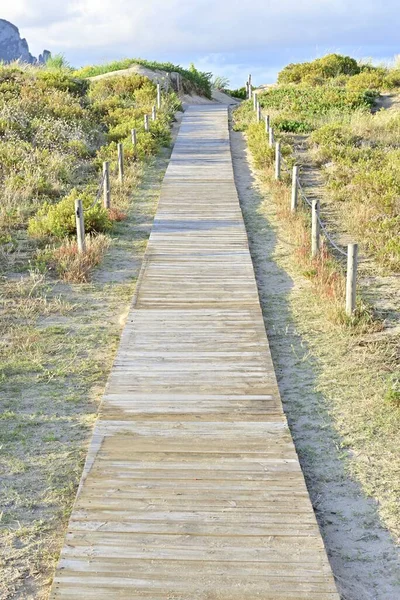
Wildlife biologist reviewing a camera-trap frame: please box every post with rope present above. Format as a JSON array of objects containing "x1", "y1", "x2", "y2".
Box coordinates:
[
  {"x1": 248, "y1": 74, "x2": 252, "y2": 99},
  {"x1": 275, "y1": 141, "x2": 281, "y2": 181},
  {"x1": 265, "y1": 114, "x2": 270, "y2": 133},
  {"x1": 346, "y1": 243, "x2": 358, "y2": 316},
  {"x1": 311, "y1": 200, "x2": 320, "y2": 257},
  {"x1": 269, "y1": 127, "x2": 274, "y2": 148},
  {"x1": 75, "y1": 199, "x2": 86, "y2": 254},
  {"x1": 253, "y1": 90, "x2": 257, "y2": 111},
  {"x1": 144, "y1": 114, "x2": 149, "y2": 132},
  {"x1": 291, "y1": 165, "x2": 298, "y2": 212},
  {"x1": 157, "y1": 83, "x2": 161, "y2": 109},
  {"x1": 131, "y1": 128, "x2": 137, "y2": 147},
  {"x1": 118, "y1": 143, "x2": 124, "y2": 184},
  {"x1": 152, "y1": 105, "x2": 157, "y2": 121},
  {"x1": 103, "y1": 161, "x2": 110, "y2": 209}
]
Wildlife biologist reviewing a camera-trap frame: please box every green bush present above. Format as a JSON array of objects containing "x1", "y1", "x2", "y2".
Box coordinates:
[
  {"x1": 278, "y1": 54, "x2": 360, "y2": 85},
  {"x1": 88, "y1": 74, "x2": 149, "y2": 102},
  {"x1": 246, "y1": 123, "x2": 275, "y2": 169},
  {"x1": 258, "y1": 86, "x2": 376, "y2": 118},
  {"x1": 346, "y1": 70, "x2": 386, "y2": 92},
  {"x1": 227, "y1": 87, "x2": 247, "y2": 100},
  {"x1": 28, "y1": 189, "x2": 112, "y2": 239},
  {"x1": 36, "y1": 71, "x2": 88, "y2": 96},
  {"x1": 273, "y1": 116, "x2": 313, "y2": 133}
]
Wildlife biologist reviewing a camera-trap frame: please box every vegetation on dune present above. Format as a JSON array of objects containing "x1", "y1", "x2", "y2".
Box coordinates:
[
  {"x1": 278, "y1": 52, "x2": 400, "y2": 90},
  {"x1": 74, "y1": 58, "x2": 213, "y2": 98},
  {"x1": 0, "y1": 63, "x2": 181, "y2": 276},
  {"x1": 234, "y1": 53, "x2": 400, "y2": 272},
  {"x1": 234, "y1": 53, "x2": 400, "y2": 549}
]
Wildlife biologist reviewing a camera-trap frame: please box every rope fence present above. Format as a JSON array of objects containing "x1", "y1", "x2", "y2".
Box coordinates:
[
  {"x1": 75, "y1": 86, "x2": 164, "y2": 259},
  {"x1": 249, "y1": 90, "x2": 359, "y2": 316}
]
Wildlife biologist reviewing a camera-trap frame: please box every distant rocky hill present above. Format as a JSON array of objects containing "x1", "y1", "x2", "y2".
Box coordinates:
[{"x1": 0, "y1": 19, "x2": 50, "y2": 64}]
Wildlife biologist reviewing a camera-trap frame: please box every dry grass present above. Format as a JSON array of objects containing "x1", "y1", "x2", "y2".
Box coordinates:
[
  {"x1": 48, "y1": 234, "x2": 110, "y2": 283},
  {"x1": 255, "y1": 165, "x2": 379, "y2": 330}
]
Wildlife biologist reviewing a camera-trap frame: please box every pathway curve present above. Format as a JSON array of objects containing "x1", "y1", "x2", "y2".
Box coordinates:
[{"x1": 51, "y1": 105, "x2": 339, "y2": 599}]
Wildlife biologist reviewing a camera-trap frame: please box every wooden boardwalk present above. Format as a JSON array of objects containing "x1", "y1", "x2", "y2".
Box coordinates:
[{"x1": 51, "y1": 105, "x2": 339, "y2": 599}]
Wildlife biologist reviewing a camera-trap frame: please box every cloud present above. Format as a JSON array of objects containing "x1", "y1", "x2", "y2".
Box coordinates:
[{"x1": 2, "y1": 0, "x2": 400, "y2": 85}]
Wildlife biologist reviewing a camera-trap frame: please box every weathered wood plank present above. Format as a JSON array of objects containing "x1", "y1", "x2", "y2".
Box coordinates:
[{"x1": 50, "y1": 105, "x2": 339, "y2": 598}]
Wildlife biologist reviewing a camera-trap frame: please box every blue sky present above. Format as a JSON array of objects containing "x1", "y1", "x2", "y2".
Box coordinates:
[{"x1": 2, "y1": 1, "x2": 400, "y2": 87}]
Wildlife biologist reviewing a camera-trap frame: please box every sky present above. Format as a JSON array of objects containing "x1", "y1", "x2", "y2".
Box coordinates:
[{"x1": 2, "y1": 1, "x2": 400, "y2": 87}]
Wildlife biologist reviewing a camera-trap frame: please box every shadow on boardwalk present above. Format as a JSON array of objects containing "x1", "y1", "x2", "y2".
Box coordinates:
[{"x1": 230, "y1": 126, "x2": 400, "y2": 600}]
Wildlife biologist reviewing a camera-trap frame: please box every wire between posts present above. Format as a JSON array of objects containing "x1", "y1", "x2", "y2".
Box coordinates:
[
  {"x1": 316, "y1": 213, "x2": 348, "y2": 257},
  {"x1": 83, "y1": 170, "x2": 107, "y2": 213},
  {"x1": 296, "y1": 175, "x2": 347, "y2": 258}
]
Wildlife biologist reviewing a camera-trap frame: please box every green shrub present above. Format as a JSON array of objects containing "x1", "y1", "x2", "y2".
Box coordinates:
[
  {"x1": 36, "y1": 71, "x2": 88, "y2": 96},
  {"x1": 28, "y1": 189, "x2": 112, "y2": 239},
  {"x1": 278, "y1": 54, "x2": 360, "y2": 85},
  {"x1": 88, "y1": 74, "x2": 149, "y2": 102},
  {"x1": 227, "y1": 87, "x2": 247, "y2": 100},
  {"x1": 258, "y1": 86, "x2": 375, "y2": 122},
  {"x1": 246, "y1": 123, "x2": 275, "y2": 169},
  {"x1": 310, "y1": 122, "x2": 359, "y2": 148},
  {"x1": 346, "y1": 70, "x2": 386, "y2": 92},
  {"x1": 273, "y1": 116, "x2": 313, "y2": 133}
]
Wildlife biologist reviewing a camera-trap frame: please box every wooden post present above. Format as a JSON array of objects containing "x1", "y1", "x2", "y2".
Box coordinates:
[
  {"x1": 275, "y1": 141, "x2": 281, "y2": 180},
  {"x1": 291, "y1": 165, "x2": 298, "y2": 212},
  {"x1": 118, "y1": 142, "x2": 124, "y2": 183},
  {"x1": 131, "y1": 128, "x2": 137, "y2": 147},
  {"x1": 311, "y1": 200, "x2": 320, "y2": 257},
  {"x1": 157, "y1": 83, "x2": 161, "y2": 109},
  {"x1": 103, "y1": 161, "x2": 110, "y2": 209},
  {"x1": 144, "y1": 114, "x2": 149, "y2": 132},
  {"x1": 346, "y1": 243, "x2": 358, "y2": 316},
  {"x1": 152, "y1": 105, "x2": 157, "y2": 121},
  {"x1": 265, "y1": 114, "x2": 270, "y2": 133},
  {"x1": 256, "y1": 102, "x2": 262, "y2": 123},
  {"x1": 246, "y1": 81, "x2": 249, "y2": 99},
  {"x1": 269, "y1": 127, "x2": 274, "y2": 147},
  {"x1": 253, "y1": 91, "x2": 257, "y2": 111},
  {"x1": 75, "y1": 199, "x2": 86, "y2": 254}
]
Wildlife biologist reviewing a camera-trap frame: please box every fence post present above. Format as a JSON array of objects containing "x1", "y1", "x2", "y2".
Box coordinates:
[
  {"x1": 118, "y1": 142, "x2": 124, "y2": 183},
  {"x1": 144, "y1": 114, "x2": 149, "y2": 132},
  {"x1": 103, "y1": 161, "x2": 110, "y2": 209},
  {"x1": 75, "y1": 199, "x2": 86, "y2": 254},
  {"x1": 253, "y1": 91, "x2": 257, "y2": 111},
  {"x1": 152, "y1": 105, "x2": 157, "y2": 121},
  {"x1": 346, "y1": 243, "x2": 358, "y2": 316},
  {"x1": 157, "y1": 83, "x2": 161, "y2": 109},
  {"x1": 265, "y1": 114, "x2": 270, "y2": 133},
  {"x1": 291, "y1": 165, "x2": 298, "y2": 212},
  {"x1": 269, "y1": 127, "x2": 274, "y2": 147},
  {"x1": 256, "y1": 102, "x2": 262, "y2": 123},
  {"x1": 248, "y1": 74, "x2": 252, "y2": 99},
  {"x1": 275, "y1": 141, "x2": 281, "y2": 180},
  {"x1": 311, "y1": 200, "x2": 320, "y2": 257},
  {"x1": 131, "y1": 128, "x2": 137, "y2": 147}
]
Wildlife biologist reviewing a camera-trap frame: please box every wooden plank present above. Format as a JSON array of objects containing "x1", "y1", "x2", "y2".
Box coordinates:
[{"x1": 50, "y1": 105, "x2": 339, "y2": 598}]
